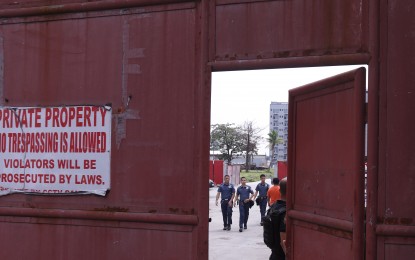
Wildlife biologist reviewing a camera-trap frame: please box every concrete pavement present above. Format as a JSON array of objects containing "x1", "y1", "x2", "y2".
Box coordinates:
[{"x1": 209, "y1": 180, "x2": 272, "y2": 260}]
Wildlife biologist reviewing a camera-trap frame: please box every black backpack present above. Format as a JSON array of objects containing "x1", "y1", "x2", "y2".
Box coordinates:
[{"x1": 262, "y1": 203, "x2": 286, "y2": 249}]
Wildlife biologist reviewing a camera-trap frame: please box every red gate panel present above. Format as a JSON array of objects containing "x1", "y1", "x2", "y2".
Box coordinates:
[
  {"x1": 213, "y1": 160, "x2": 224, "y2": 185},
  {"x1": 373, "y1": 1, "x2": 415, "y2": 259},
  {"x1": 0, "y1": 3, "x2": 203, "y2": 260},
  {"x1": 215, "y1": 0, "x2": 368, "y2": 62},
  {"x1": 287, "y1": 68, "x2": 366, "y2": 259}
]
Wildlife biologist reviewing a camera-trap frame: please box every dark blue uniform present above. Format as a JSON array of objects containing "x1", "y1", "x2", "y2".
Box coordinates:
[
  {"x1": 269, "y1": 200, "x2": 287, "y2": 260},
  {"x1": 218, "y1": 183, "x2": 235, "y2": 229},
  {"x1": 256, "y1": 182, "x2": 270, "y2": 221},
  {"x1": 236, "y1": 185, "x2": 254, "y2": 229}
]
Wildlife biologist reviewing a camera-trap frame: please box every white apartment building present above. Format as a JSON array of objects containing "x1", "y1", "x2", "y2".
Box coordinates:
[{"x1": 269, "y1": 102, "x2": 288, "y2": 164}]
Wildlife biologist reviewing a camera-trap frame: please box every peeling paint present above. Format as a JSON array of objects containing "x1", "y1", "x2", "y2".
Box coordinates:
[
  {"x1": 115, "y1": 17, "x2": 143, "y2": 149},
  {"x1": 115, "y1": 108, "x2": 140, "y2": 149},
  {"x1": 121, "y1": 17, "x2": 130, "y2": 107},
  {"x1": 125, "y1": 64, "x2": 141, "y2": 74},
  {"x1": 94, "y1": 206, "x2": 129, "y2": 212},
  {"x1": 126, "y1": 48, "x2": 145, "y2": 59},
  {"x1": 385, "y1": 208, "x2": 394, "y2": 218}
]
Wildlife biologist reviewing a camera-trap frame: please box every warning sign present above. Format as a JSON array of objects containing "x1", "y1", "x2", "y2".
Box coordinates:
[{"x1": 0, "y1": 105, "x2": 112, "y2": 196}]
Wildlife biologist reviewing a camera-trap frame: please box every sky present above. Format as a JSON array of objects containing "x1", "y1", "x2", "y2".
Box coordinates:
[{"x1": 211, "y1": 65, "x2": 367, "y2": 155}]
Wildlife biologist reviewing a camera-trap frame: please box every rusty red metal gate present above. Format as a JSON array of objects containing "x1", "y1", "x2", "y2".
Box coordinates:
[
  {"x1": 287, "y1": 68, "x2": 366, "y2": 259},
  {"x1": 0, "y1": 0, "x2": 414, "y2": 259},
  {"x1": 0, "y1": 1, "x2": 207, "y2": 260}
]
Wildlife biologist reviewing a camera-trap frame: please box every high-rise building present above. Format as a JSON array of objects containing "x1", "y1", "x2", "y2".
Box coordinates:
[{"x1": 269, "y1": 102, "x2": 288, "y2": 165}]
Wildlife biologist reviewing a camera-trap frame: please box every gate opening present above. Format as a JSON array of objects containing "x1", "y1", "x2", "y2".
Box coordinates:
[{"x1": 209, "y1": 65, "x2": 368, "y2": 259}]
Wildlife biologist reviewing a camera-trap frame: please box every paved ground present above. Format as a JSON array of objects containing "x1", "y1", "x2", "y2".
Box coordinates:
[{"x1": 209, "y1": 180, "x2": 272, "y2": 260}]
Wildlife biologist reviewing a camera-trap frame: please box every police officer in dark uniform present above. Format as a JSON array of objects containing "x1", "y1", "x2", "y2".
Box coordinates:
[
  {"x1": 215, "y1": 174, "x2": 235, "y2": 231},
  {"x1": 234, "y1": 176, "x2": 254, "y2": 232},
  {"x1": 253, "y1": 174, "x2": 270, "y2": 225}
]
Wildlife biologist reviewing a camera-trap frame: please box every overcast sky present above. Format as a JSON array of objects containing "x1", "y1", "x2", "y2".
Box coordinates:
[{"x1": 211, "y1": 65, "x2": 367, "y2": 155}]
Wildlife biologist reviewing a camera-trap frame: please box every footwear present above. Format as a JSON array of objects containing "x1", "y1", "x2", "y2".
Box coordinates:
[
  {"x1": 227, "y1": 225, "x2": 231, "y2": 231},
  {"x1": 244, "y1": 225, "x2": 247, "y2": 229},
  {"x1": 239, "y1": 228, "x2": 243, "y2": 232},
  {"x1": 223, "y1": 226, "x2": 227, "y2": 230}
]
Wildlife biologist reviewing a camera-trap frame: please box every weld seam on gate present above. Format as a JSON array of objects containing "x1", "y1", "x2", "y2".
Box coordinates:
[
  {"x1": 216, "y1": 0, "x2": 272, "y2": 6},
  {"x1": 210, "y1": 53, "x2": 371, "y2": 71},
  {"x1": 376, "y1": 224, "x2": 415, "y2": 237},
  {"x1": 288, "y1": 210, "x2": 353, "y2": 232},
  {"x1": 0, "y1": 207, "x2": 198, "y2": 226},
  {"x1": 0, "y1": 0, "x2": 193, "y2": 18}
]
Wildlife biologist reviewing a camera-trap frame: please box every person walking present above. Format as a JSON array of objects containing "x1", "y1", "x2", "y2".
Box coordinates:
[
  {"x1": 269, "y1": 177, "x2": 287, "y2": 260},
  {"x1": 253, "y1": 174, "x2": 270, "y2": 225},
  {"x1": 215, "y1": 174, "x2": 235, "y2": 231},
  {"x1": 234, "y1": 177, "x2": 254, "y2": 232},
  {"x1": 267, "y1": 177, "x2": 281, "y2": 207}
]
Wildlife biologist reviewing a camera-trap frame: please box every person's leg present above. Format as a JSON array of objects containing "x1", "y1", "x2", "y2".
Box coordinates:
[
  {"x1": 269, "y1": 249, "x2": 277, "y2": 260},
  {"x1": 269, "y1": 247, "x2": 285, "y2": 260},
  {"x1": 239, "y1": 203, "x2": 245, "y2": 231},
  {"x1": 227, "y1": 203, "x2": 233, "y2": 230},
  {"x1": 221, "y1": 201, "x2": 227, "y2": 229},
  {"x1": 260, "y1": 199, "x2": 267, "y2": 219},
  {"x1": 244, "y1": 204, "x2": 249, "y2": 228}
]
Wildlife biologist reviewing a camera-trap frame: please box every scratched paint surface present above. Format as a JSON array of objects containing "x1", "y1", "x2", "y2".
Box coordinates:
[{"x1": 0, "y1": 7, "x2": 196, "y2": 214}]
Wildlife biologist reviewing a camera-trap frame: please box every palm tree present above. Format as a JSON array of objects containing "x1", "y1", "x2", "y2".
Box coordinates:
[{"x1": 267, "y1": 130, "x2": 281, "y2": 169}]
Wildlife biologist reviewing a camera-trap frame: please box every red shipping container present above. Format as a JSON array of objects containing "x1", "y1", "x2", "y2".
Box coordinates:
[
  {"x1": 211, "y1": 160, "x2": 224, "y2": 185},
  {"x1": 277, "y1": 161, "x2": 288, "y2": 179}
]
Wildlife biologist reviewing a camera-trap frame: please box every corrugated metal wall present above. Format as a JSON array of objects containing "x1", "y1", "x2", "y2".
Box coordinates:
[
  {"x1": 0, "y1": 0, "x2": 413, "y2": 259},
  {"x1": 0, "y1": 1, "x2": 208, "y2": 259},
  {"x1": 288, "y1": 68, "x2": 366, "y2": 260},
  {"x1": 373, "y1": 0, "x2": 415, "y2": 259}
]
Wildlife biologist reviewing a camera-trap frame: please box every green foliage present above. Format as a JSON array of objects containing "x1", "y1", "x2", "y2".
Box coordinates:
[
  {"x1": 210, "y1": 123, "x2": 243, "y2": 164},
  {"x1": 267, "y1": 130, "x2": 283, "y2": 168},
  {"x1": 241, "y1": 170, "x2": 273, "y2": 182},
  {"x1": 267, "y1": 130, "x2": 278, "y2": 148},
  {"x1": 210, "y1": 122, "x2": 263, "y2": 166}
]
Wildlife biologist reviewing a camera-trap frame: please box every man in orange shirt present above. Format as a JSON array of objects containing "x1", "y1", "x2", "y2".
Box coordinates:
[{"x1": 267, "y1": 178, "x2": 281, "y2": 206}]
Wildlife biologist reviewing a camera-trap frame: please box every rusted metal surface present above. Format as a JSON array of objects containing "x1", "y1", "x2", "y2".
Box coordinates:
[
  {"x1": 382, "y1": 0, "x2": 415, "y2": 217},
  {"x1": 0, "y1": 2, "x2": 203, "y2": 259},
  {"x1": 291, "y1": 224, "x2": 353, "y2": 259},
  {"x1": 0, "y1": 0, "x2": 193, "y2": 18},
  {"x1": 289, "y1": 210, "x2": 353, "y2": 233},
  {"x1": 0, "y1": 0, "x2": 413, "y2": 258},
  {"x1": 287, "y1": 68, "x2": 366, "y2": 260},
  {"x1": 382, "y1": 236, "x2": 415, "y2": 260},
  {"x1": 365, "y1": 0, "x2": 380, "y2": 258},
  {"x1": 374, "y1": 1, "x2": 415, "y2": 259},
  {"x1": 210, "y1": 53, "x2": 371, "y2": 71},
  {"x1": 215, "y1": 0, "x2": 368, "y2": 62},
  {"x1": 0, "y1": 207, "x2": 198, "y2": 225},
  {"x1": 0, "y1": 3, "x2": 197, "y2": 210},
  {"x1": 0, "y1": 221, "x2": 194, "y2": 259},
  {"x1": 376, "y1": 224, "x2": 415, "y2": 237}
]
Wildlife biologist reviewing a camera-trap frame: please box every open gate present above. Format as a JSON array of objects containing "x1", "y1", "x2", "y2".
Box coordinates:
[{"x1": 287, "y1": 68, "x2": 366, "y2": 259}]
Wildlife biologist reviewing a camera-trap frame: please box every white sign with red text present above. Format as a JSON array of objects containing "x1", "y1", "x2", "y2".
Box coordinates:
[{"x1": 0, "y1": 105, "x2": 111, "y2": 196}]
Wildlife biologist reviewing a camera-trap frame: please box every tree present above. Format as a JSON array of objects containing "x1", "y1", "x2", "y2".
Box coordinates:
[
  {"x1": 240, "y1": 121, "x2": 263, "y2": 172},
  {"x1": 267, "y1": 130, "x2": 282, "y2": 168},
  {"x1": 210, "y1": 123, "x2": 243, "y2": 164}
]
